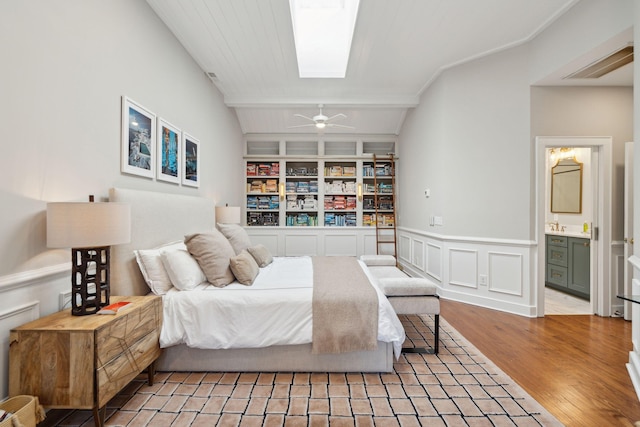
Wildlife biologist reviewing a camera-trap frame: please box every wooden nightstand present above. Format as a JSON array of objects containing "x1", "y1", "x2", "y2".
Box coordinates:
[{"x1": 8, "y1": 295, "x2": 162, "y2": 427}]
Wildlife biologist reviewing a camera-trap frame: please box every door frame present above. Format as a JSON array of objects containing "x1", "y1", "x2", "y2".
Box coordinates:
[
  {"x1": 535, "y1": 136, "x2": 613, "y2": 317},
  {"x1": 624, "y1": 141, "x2": 634, "y2": 320}
]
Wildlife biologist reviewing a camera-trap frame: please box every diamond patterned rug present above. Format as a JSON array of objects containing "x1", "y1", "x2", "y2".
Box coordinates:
[{"x1": 41, "y1": 315, "x2": 563, "y2": 426}]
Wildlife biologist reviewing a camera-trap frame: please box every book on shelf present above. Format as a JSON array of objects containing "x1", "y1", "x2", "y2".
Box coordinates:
[{"x1": 97, "y1": 301, "x2": 132, "y2": 315}]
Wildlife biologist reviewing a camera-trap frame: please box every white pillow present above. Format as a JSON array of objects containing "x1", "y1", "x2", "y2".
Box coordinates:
[
  {"x1": 160, "y1": 249, "x2": 207, "y2": 291},
  {"x1": 134, "y1": 241, "x2": 184, "y2": 295},
  {"x1": 217, "y1": 223, "x2": 252, "y2": 255}
]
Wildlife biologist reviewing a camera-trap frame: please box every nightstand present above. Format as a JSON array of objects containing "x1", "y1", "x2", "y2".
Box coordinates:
[{"x1": 8, "y1": 295, "x2": 162, "y2": 427}]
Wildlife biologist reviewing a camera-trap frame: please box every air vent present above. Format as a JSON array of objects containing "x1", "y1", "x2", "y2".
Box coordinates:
[
  {"x1": 564, "y1": 45, "x2": 633, "y2": 79},
  {"x1": 206, "y1": 72, "x2": 218, "y2": 81}
]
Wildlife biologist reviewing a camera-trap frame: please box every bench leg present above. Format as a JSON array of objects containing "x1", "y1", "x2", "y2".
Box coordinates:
[{"x1": 402, "y1": 314, "x2": 439, "y2": 355}]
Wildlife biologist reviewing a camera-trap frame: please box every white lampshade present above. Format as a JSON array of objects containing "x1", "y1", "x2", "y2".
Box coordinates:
[
  {"x1": 215, "y1": 206, "x2": 241, "y2": 224},
  {"x1": 47, "y1": 202, "x2": 131, "y2": 248}
]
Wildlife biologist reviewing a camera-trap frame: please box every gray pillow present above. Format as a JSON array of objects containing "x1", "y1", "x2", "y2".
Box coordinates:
[
  {"x1": 247, "y1": 244, "x2": 273, "y2": 267},
  {"x1": 217, "y1": 223, "x2": 252, "y2": 255},
  {"x1": 229, "y1": 250, "x2": 259, "y2": 285},
  {"x1": 184, "y1": 230, "x2": 235, "y2": 287}
]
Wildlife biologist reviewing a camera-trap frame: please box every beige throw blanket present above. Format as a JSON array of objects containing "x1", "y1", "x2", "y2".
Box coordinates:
[{"x1": 312, "y1": 256, "x2": 379, "y2": 354}]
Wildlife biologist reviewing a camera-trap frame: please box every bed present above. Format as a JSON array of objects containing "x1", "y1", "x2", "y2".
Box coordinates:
[{"x1": 109, "y1": 187, "x2": 404, "y2": 372}]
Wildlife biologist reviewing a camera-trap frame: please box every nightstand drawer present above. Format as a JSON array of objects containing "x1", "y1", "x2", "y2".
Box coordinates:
[
  {"x1": 96, "y1": 329, "x2": 161, "y2": 408},
  {"x1": 96, "y1": 299, "x2": 160, "y2": 363}
]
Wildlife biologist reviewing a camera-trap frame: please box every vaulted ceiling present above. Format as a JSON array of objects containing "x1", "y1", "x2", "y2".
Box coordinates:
[{"x1": 146, "y1": 0, "x2": 630, "y2": 135}]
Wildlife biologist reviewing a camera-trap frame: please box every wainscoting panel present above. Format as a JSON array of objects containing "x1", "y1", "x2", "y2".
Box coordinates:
[
  {"x1": 426, "y1": 242, "x2": 442, "y2": 281},
  {"x1": 363, "y1": 234, "x2": 377, "y2": 255},
  {"x1": 488, "y1": 252, "x2": 523, "y2": 296},
  {"x1": 324, "y1": 233, "x2": 357, "y2": 256},
  {"x1": 399, "y1": 235, "x2": 411, "y2": 264},
  {"x1": 284, "y1": 234, "x2": 319, "y2": 256},
  {"x1": 246, "y1": 228, "x2": 379, "y2": 257},
  {"x1": 449, "y1": 248, "x2": 478, "y2": 289},
  {"x1": 397, "y1": 227, "x2": 536, "y2": 317},
  {"x1": 411, "y1": 239, "x2": 425, "y2": 271}
]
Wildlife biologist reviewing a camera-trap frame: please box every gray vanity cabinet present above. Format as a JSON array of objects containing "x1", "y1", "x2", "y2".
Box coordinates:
[{"x1": 546, "y1": 234, "x2": 590, "y2": 300}]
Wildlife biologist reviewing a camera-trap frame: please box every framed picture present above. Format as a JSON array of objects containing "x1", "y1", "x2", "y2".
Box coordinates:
[
  {"x1": 156, "y1": 118, "x2": 181, "y2": 184},
  {"x1": 182, "y1": 132, "x2": 200, "y2": 187},
  {"x1": 121, "y1": 97, "x2": 156, "y2": 178}
]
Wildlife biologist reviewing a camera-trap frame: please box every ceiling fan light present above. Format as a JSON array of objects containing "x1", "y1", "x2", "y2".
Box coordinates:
[{"x1": 316, "y1": 122, "x2": 326, "y2": 129}]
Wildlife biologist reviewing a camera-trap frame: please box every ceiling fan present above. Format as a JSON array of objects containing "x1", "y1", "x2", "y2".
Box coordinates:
[{"x1": 289, "y1": 104, "x2": 354, "y2": 130}]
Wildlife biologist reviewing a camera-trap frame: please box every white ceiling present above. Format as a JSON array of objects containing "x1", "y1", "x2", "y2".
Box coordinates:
[{"x1": 146, "y1": 0, "x2": 632, "y2": 136}]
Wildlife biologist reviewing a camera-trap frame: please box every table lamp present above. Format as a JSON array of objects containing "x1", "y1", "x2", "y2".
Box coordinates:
[
  {"x1": 215, "y1": 205, "x2": 241, "y2": 224},
  {"x1": 47, "y1": 196, "x2": 131, "y2": 316}
]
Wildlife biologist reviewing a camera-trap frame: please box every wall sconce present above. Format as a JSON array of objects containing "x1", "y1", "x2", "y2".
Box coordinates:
[
  {"x1": 279, "y1": 182, "x2": 285, "y2": 200},
  {"x1": 357, "y1": 183, "x2": 363, "y2": 201},
  {"x1": 47, "y1": 196, "x2": 131, "y2": 316},
  {"x1": 215, "y1": 205, "x2": 241, "y2": 224}
]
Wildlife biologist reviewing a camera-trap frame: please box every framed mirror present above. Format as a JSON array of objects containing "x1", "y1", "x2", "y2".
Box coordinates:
[{"x1": 551, "y1": 157, "x2": 582, "y2": 213}]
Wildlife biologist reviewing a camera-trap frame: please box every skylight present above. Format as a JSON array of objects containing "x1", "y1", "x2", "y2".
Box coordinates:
[{"x1": 289, "y1": 0, "x2": 360, "y2": 78}]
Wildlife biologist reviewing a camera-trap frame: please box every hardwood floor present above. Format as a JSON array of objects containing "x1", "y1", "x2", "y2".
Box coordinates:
[{"x1": 441, "y1": 299, "x2": 640, "y2": 427}]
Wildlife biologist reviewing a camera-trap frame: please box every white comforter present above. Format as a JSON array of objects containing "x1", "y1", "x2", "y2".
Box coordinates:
[{"x1": 160, "y1": 256, "x2": 405, "y2": 357}]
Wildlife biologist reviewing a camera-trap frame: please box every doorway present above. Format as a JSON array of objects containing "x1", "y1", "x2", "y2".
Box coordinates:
[
  {"x1": 536, "y1": 136, "x2": 613, "y2": 317},
  {"x1": 544, "y1": 146, "x2": 593, "y2": 314}
]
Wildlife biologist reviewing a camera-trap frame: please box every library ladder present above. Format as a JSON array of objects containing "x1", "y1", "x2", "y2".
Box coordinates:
[{"x1": 373, "y1": 154, "x2": 397, "y2": 262}]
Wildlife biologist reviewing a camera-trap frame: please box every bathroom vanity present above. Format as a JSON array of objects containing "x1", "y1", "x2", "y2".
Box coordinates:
[{"x1": 546, "y1": 233, "x2": 590, "y2": 300}]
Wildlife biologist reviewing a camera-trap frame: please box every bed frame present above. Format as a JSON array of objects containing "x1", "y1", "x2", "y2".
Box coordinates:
[{"x1": 109, "y1": 187, "x2": 394, "y2": 372}]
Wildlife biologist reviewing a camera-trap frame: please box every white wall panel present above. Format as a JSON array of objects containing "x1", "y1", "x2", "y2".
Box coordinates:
[
  {"x1": 412, "y1": 239, "x2": 425, "y2": 271},
  {"x1": 426, "y1": 242, "x2": 442, "y2": 281},
  {"x1": 488, "y1": 252, "x2": 523, "y2": 296},
  {"x1": 325, "y1": 234, "x2": 357, "y2": 256},
  {"x1": 363, "y1": 234, "x2": 377, "y2": 255},
  {"x1": 449, "y1": 248, "x2": 478, "y2": 289},
  {"x1": 285, "y1": 234, "x2": 318, "y2": 256},
  {"x1": 399, "y1": 235, "x2": 411, "y2": 264}
]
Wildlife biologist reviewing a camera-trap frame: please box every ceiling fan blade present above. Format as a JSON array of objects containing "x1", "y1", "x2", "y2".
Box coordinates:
[
  {"x1": 293, "y1": 113, "x2": 315, "y2": 121},
  {"x1": 327, "y1": 123, "x2": 355, "y2": 129},
  {"x1": 326, "y1": 113, "x2": 347, "y2": 122},
  {"x1": 287, "y1": 123, "x2": 316, "y2": 128}
]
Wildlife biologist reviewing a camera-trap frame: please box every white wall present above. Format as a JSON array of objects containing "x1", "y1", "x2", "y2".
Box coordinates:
[
  {"x1": 396, "y1": 0, "x2": 633, "y2": 317},
  {"x1": 0, "y1": 0, "x2": 243, "y2": 398},
  {"x1": 400, "y1": 45, "x2": 532, "y2": 240}
]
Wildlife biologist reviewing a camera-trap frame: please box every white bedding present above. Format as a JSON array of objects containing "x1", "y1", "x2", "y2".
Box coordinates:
[{"x1": 160, "y1": 256, "x2": 405, "y2": 357}]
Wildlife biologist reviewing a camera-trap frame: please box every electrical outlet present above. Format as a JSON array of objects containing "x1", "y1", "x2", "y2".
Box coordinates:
[{"x1": 479, "y1": 275, "x2": 487, "y2": 286}]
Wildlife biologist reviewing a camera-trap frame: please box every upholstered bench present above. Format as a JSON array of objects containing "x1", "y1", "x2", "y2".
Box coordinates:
[{"x1": 361, "y1": 255, "x2": 440, "y2": 354}]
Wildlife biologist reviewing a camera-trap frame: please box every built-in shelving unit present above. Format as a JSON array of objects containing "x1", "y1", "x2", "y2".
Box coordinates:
[{"x1": 243, "y1": 137, "x2": 397, "y2": 232}]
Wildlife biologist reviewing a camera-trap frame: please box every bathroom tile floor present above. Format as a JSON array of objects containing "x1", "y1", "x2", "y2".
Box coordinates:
[{"x1": 544, "y1": 286, "x2": 591, "y2": 314}]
